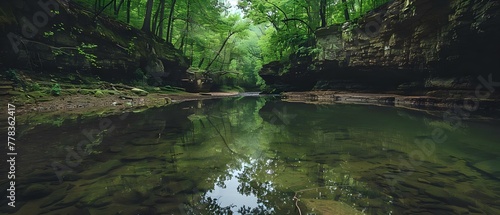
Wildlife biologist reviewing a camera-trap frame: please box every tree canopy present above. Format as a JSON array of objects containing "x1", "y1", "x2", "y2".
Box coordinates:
[{"x1": 75, "y1": 0, "x2": 391, "y2": 90}]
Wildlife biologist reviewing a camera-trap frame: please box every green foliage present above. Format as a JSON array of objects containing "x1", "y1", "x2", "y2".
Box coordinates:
[
  {"x1": 79, "y1": 43, "x2": 98, "y2": 49},
  {"x1": 44, "y1": 23, "x2": 64, "y2": 38},
  {"x1": 51, "y1": 49, "x2": 64, "y2": 56},
  {"x1": 51, "y1": 116, "x2": 65, "y2": 127},
  {"x1": 77, "y1": 0, "x2": 246, "y2": 86},
  {"x1": 73, "y1": 0, "x2": 265, "y2": 89},
  {"x1": 28, "y1": 82, "x2": 41, "y2": 91},
  {"x1": 77, "y1": 43, "x2": 99, "y2": 68},
  {"x1": 54, "y1": 23, "x2": 65, "y2": 31},
  {"x1": 51, "y1": 83, "x2": 61, "y2": 96},
  {"x1": 72, "y1": 0, "x2": 390, "y2": 89},
  {"x1": 240, "y1": 0, "x2": 392, "y2": 65},
  {"x1": 132, "y1": 69, "x2": 147, "y2": 86},
  {"x1": 72, "y1": 26, "x2": 83, "y2": 34},
  {"x1": 297, "y1": 46, "x2": 322, "y2": 58},
  {"x1": 5, "y1": 69, "x2": 45, "y2": 92},
  {"x1": 127, "y1": 37, "x2": 137, "y2": 55},
  {"x1": 6, "y1": 69, "x2": 21, "y2": 83},
  {"x1": 43, "y1": 31, "x2": 54, "y2": 38}
]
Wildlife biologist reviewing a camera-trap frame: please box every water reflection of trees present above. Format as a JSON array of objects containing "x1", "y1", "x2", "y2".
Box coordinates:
[{"x1": 177, "y1": 97, "x2": 394, "y2": 214}]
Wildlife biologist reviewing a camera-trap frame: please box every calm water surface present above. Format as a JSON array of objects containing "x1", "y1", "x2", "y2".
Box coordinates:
[{"x1": 1, "y1": 96, "x2": 500, "y2": 214}]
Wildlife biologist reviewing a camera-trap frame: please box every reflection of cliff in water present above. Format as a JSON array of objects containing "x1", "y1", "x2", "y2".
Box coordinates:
[{"x1": 3, "y1": 97, "x2": 500, "y2": 214}]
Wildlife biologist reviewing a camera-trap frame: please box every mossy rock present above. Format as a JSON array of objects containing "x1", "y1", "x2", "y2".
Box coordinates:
[
  {"x1": 131, "y1": 88, "x2": 148, "y2": 96},
  {"x1": 27, "y1": 90, "x2": 48, "y2": 98},
  {"x1": 94, "y1": 90, "x2": 104, "y2": 97},
  {"x1": 147, "y1": 97, "x2": 167, "y2": 107},
  {"x1": 78, "y1": 89, "x2": 93, "y2": 95}
]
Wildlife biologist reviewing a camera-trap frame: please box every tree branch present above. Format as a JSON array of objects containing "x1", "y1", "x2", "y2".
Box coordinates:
[{"x1": 282, "y1": 18, "x2": 314, "y2": 33}]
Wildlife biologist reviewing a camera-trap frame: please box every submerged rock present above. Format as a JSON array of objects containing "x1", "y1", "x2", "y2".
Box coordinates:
[
  {"x1": 55, "y1": 192, "x2": 84, "y2": 209},
  {"x1": 81, "y1": 160, "x2": 122, "y2": 179},
  {"x1": 301, "y1": 199, "x2": 364, "y2": 215},
  {"x1": 471, "y1": 158, "x2": 500, "y2": 180},
  {"x1": 120, "y1": 154, "x2": 157, "y2": 162},
  {"x1": 19, "y1": 169, "x2": 59, "y2": 184},
  {"x1": 40, "y1": 188, "x2": 67, "y2": 208},
  {"x1": 21, "y1": 184, "x2": 52, "y2": 200},
  {"x1": 109, "y1": 145, "x2": 124, "y2": 153},
  {"x1": 167, "y1": 180, "x2": 195, "y2": 195},
  {"x1": 113, "y1": 190, "x2": 146, "y2": 204}
]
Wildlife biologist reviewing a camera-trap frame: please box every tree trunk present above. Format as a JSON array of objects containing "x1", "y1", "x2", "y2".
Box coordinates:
[
  {"x1": 141, "y1": 0, "x2": 154, "y2": 33},
  {"x1": 93, "y1": 0, "x2": 116, "y2": 21},
  {"x1": 197, "y1": 57, "x2": 205, "y2": 68},
  {"x1": 305, "y1": 0, "x2": 320, "y2": 30},
  {"x1": 304, "y1": 1, "x2": 312, "y2": 33},
  {"x1": 166, "y1": 0, "x2": 177, "y2": 43},
  {"x1": 360, "y1": 0, "x2": 363, "y2": 14},
  {"x1": 179, "y1": 0, "x2": 189, "y2": 51},
  {"x1": 282, "y1": 18, "x2": 314, "y2": 33},
  {"x1": 153, "y1": 1, "x2": 162, "y2": 35},
  {"x1": 320, "y1": 0, "x2": 327, "y2": 27},
  {"x1": 205, "y1": 31, "x2": 235, "y2": 71},
  {"x1": 190, "y1": 41, "x2": 194, "y2": 64},
  {"x1": 126, "y1": 0, "x2": 131, "y2": 23},
  {"x1": 157, "y1": 0, "x2": 166, "y2": 38},
  {"x1": 114, "y1": 0, "x2": 124, "y2": 15},
  {"x1": 341, "y1": 0, "x2": 350, "y2": 21}
]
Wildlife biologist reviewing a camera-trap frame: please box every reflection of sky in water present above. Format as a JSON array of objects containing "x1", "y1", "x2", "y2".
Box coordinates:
[
  {"x1": 11, "y1": 97, "x2": 500, "y2": 214},
  {"x1": 207, "y1": 163, "x2": 268, "y2": 213}
]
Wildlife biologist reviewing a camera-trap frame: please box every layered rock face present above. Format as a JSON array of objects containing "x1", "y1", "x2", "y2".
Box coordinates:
[
  {"x1": 261, "y1": 0, "x2": 500, "y2": 95},
  {"x1": 0, "y1": 0, "x2": 189, "y2": 86}
]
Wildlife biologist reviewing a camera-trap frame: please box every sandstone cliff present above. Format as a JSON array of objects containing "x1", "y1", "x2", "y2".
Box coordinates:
[
  {"x1": 261, "y1": 0, "x2": 500, "y2": 96},
  {"x1": 0, "y1": 0, "x2": 189, "y2": 86}
]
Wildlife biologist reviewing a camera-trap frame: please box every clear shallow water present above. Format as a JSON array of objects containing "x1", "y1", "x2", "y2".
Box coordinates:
[{"x1": 1, "y1": 96, "x2": 500, "y2": 214}]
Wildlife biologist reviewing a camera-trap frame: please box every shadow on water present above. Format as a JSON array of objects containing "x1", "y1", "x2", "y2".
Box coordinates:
[{"x1": 1, "y1": 96, "x2": 500, "y2": 214}]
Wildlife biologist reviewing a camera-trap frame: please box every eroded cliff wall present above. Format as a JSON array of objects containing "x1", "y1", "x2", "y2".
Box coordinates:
[
  {"x1": 0, "y1": 0, "x2": 189, "y2": 85},
  {"x1": 262, "y1": 0, "x2": 500, "y2": 95}
]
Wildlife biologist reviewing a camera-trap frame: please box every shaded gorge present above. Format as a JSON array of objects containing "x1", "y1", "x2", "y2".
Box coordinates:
[{"x1": 1, "y1": 96, "x2": 500, "y2": 214}]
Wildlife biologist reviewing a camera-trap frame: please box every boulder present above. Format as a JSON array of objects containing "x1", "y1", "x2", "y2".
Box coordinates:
[{"x1": 131, "y1": 88, "x2": 148, "y2": 96}]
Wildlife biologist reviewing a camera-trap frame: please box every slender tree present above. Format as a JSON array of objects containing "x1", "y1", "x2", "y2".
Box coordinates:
[
  {"x1": 157, "y1": 0, "x2": 166, "y2": 37},
  {"x1": 166, "y1": 0, "x2": 177, "y2": 42},
  {"x1": 341, "y1": 0, "x2": 350, "y2": 21},
  {"x1": 320, "y1": 0, "x2": 327, "y2": 27},
  {"x1": 179, "y1": 0, "x2": 190, "y2": 51},
  {"x1": 142, "y1": 0, "x2": 154, "y2": 33},
  {"x1": 126, "y1": 0, "x2": 131, "y2": 23},
  {"x1": 205, "y1": 31, "x2": 236, "y2": 70},
  {"x1": 114, "y1": 0, "x2": 125, "y2": 15}
]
